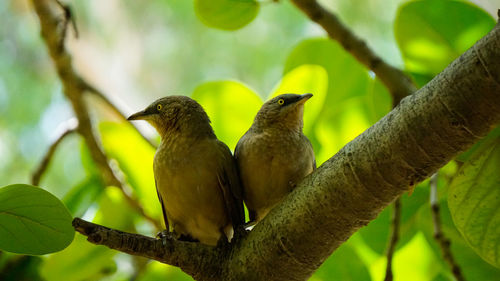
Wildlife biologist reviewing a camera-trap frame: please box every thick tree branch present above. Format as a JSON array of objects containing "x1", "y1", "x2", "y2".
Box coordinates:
[
  {"x1": 290, "y1": 0, "x2": 416, "y2": 104},
  {"x1": 430, "y1": 173, "x2": 465, "y2": 281},
  {"x1": 73, "y1": 21, "x2": 500, "y2": 280},
  {"x1": 31, "y1": 0, "x2": 161, "y2": 230},
  {"x1": 31, "y1": 121, "x2": 77, "y2": 186}
]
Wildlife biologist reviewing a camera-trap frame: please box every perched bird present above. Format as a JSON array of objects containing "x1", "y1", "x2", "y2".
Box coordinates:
[
  {"x1": 235, "y1": 93, "x2": 315, "y2": 224},
  {"x1": 128, "y1": 96, "x2": 244, "y2": 246}
]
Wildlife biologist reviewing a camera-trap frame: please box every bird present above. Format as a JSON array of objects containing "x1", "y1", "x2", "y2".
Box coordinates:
[
  {"x1": 128, "y1": 95, "x2": 244, "y2": 246},
  {"x1": 235, "y1": 93, "x2": 316, "y2": 224}
]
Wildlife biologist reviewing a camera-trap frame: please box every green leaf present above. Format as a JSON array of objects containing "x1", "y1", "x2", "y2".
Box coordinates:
[
  {"x1": 284, "y1": 38, "x2": 371, "y2": 104},
  {"x1": 99, "y1": 122, "x2": 161, "y2": 221},
  {"x1": 364, "y1": 78, "x2": 392, "y2": 123},
  {"x1": 395, "y1": 0, "x2": 495, "y2": 75},
  {"x1": 194, "y1": 0, "x2": 259, "y2": 31},
  {"x1": 269, "y1": 64, "x2": 328, "y2": 136},
  {"x1": 0, "y1": 184, "x2": 74, "y2": 255},
  {"x1": 192, "y1": 80, "x2": 262, "y2": 150},
  {"x1": 448, "y1": 137, "x2": 500, "y2": 268},
  {"x1": 416, "y1": 189, "x2": 500, "y2": 278},
  {"x1": 456, "y1": 125, "x2": 500, "y2": 162},
  {"x1": 313, "y1": 242, "x2": 372, "y2": 281}
]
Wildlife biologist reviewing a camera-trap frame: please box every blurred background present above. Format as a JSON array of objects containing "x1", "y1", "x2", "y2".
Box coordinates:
[{"x1": 1, "y1": 0, "x2": 499, "y2": 280}]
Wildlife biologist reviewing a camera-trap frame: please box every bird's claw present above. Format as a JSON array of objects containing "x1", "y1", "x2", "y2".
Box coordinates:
[{"x1": 156, "y1": 230, "x2": 174, "y2": 246}]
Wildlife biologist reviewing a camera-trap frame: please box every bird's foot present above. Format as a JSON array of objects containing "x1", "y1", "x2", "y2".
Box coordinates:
[{"x1": 156, "y1": 230, "x2": 175, "y2": 246}]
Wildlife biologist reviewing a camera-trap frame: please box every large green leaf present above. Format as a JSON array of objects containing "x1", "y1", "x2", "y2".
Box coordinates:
[
  {"x1": 284, "y1": 38, "x2": 379, "y2": 164},
  {"x1": 284, "y1": 38, "x2": 371, "y2": 104},
  {"x1": 395, "y1": 0, "x2": 495, "y2": 76},
  {"x1": 194, "y1": 0, "x2": 259, "y2": 30},
  {"x1": 448, "y1": 138, "x2": 500, "y2": 268},
  {"x1": 0, "y1": 184, "x2": 74, "y2": 255},
  {"x1": 192, "y1": 80, "x2": 262, "y2": 150},
  {"x1": 456, "y1": 125, "x2": 500, "y2": 162},
  {"x1": 416, "y1": 188, "x2": 500, "y2": 279},
  {"x1": 99, "y1": 122, "x2": 161, "y2": 221}
]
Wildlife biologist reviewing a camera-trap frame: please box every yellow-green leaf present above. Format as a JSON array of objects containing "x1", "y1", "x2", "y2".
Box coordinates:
[
  {"x1": 192, "y1": 80, "x2": 262, "y2": 150},
  {"x1": 98, "y1": 122, "x2": 161, "y2": 220},
  {"x1": 449, "y1": 138, "x2": 500, "y2": 268},
  {"x1": 194, "y1": 0, "x2": 259, "y2": 31},
  {"x1": 395, "y1": 0, "x2": 495, "y2": 75},
  {"x1": 269, "y1": 64, "x2": 328, "y2": 136}
]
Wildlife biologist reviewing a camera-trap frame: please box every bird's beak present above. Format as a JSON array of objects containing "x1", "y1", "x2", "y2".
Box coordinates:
[
  {"x1": 127, "y1": 110, "x2": 150, "y2": 121},
  {"x1": 297, "y1": 93, "x2": 313, "y2": 104}
]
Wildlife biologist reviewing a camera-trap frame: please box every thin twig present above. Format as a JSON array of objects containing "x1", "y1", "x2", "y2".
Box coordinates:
[
  {"x1": 54, "y1": 0, "x2": 78, "y2": 52},
  {"x1": 290, "y1": 0, "x2": 416, "y2": 104},
  {"x1": 430, "y1": 173, "x2": 466, "y2": 281},
  {"x1": 383, "y1": 198, "x2": 401, "y2": 281},
  {"x1": 31, "y1": 0, "x2": 161, "y2": 230},
  {"x1": 31, "y1": 122, "x2": 78, "y2": 186}
]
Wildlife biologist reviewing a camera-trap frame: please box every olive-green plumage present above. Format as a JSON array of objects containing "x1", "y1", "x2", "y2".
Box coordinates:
[
  {"x1": 235, "y1": 93, "x2": 316, "y2": 224},
  {"x1": 128, "y1": 96, "x2": 244, "y2": 245}
]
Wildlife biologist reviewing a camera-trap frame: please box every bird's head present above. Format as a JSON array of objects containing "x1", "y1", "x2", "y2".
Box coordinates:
[
  {"x1": 253, "y1": 93, "x2": 312, "y2": 132},
  {"x1": 128, "y1": 95, "x2": 214, "y2": 139}
]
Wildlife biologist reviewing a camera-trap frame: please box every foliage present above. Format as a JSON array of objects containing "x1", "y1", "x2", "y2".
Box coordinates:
[
  {"x1": 0, "y1": 0, "x2": 499, "y2": 280},
  {"x1": 449, "y1": 136, "x2": 500, "y2": 268},
  {"x1": 194, "y1": 0, "x2": 259, "y2": 30},
  {"x1": 0, "y1": 184, "x2": 74, "y2": 255}
]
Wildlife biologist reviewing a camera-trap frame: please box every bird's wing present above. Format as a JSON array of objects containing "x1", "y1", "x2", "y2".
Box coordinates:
[
  {"x1": 234, "y1": 136, "x2": 259, "y2": 222},
  {"x1": 155, "y1": 179, "x2": 169, "y2": 231},
  {"x1": 217, "y1": 141, "x2": 245, "y2": 226}
]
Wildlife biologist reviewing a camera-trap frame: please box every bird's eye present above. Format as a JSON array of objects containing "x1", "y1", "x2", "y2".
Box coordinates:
[
  {"x1": 157, "y1": 104, "x2": 163, "y2": 111},
  {"x1": 278, "y1": 99, "x2": 285, "y2": 105}
]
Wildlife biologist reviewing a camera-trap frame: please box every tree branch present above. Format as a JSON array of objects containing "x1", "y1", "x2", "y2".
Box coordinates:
[
  {"x1": 31, "y1": 0, "x2": 161, "y2": 230},
  {"x1": 71, "y1": 20, "x2": 500, "y2": 280},
  {"x1": 72, "y1": 218, "x2": 222, "y2": 279},
  {"x1": 31, "y1": 121, "x2": 77, "y2": 186},
  {"x1": 79, "y1": 79, "x2": 157, "y2": 148},
  {"x1": 430, "y1": 173, "x2": 466, "y2": 281},
  {"x1": 383, "y1": 198, "x2": 401, "y2": 281},
  {"x1": 290, "y1": 0, "x2": 416, "y2": 104}
]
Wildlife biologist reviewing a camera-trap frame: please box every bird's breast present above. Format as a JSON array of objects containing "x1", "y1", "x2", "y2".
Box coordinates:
[{"x1": 237, "y1": 131, "x2": 314, "y2": 212}]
